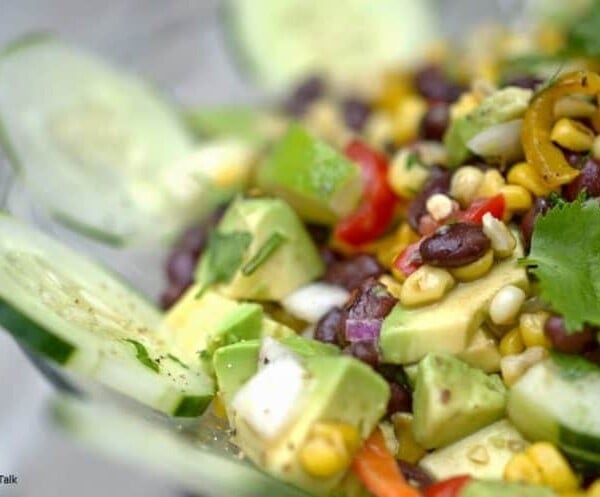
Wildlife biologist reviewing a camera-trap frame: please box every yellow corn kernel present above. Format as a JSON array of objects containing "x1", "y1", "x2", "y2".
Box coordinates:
[
  {"x1": 371, "y1": 222, "x2": 419, "y2": 268},
  {"x1": 519, "y1": 312, "x2": 551, "y2": 348},
  {"x1": 300, "y1": 422, "x2": 359, "y2": 478},
  {"x1": 450, "y1": 166, "x2": 485, "y2": 207},
  {"x1": 554, "y1": 96, "x2": 597, "y2": 120},
  {"x1": 450, "y1": 92, "x2": 480, "y2": 121},
  {"x1": 504, "y1": 452, "x2": 544, "y2": 485},
  {"x1": 489, "y1": 285, "x2": 527, "y2": 325},
  {"x1": 561, "y1": 493, "x2": 587, "y2": 497},
  {"x1": 501, "y1": 346, "x2": 548, "y2": 386},
  {"x1": 477, "y1": 170, "x2": 506, "y2": 199},
  {"x1": 392, "y1": 95, "x2": 428, "y2": 144},
  {"x1": 526, "y1": 442, "x2": 579, "y2": 492},
  {"x1": 550, "y1": 118, "x2": 595, "y2": 152},
  {"x1": 388, "y1": 149, "x2": 429, "y2": 198},
  {"x1": 588, "y1": 479, "x2": 600, "y2": 497},
  {"x1": 500, "y1": 327, "x2": 525, "y2": 356},
  {"x1": 500, "y1": 185, "x2": 532, "y2": 213},
  {"x1": 507, "y1": 162, "x2": 555, "y2": 197},
  {"x1": 392, "y1": 413, "x2": 427, "y2": 464},
  {"x1": 482, "y1": 212, "x2": 517, "y2": 258},
  {"x1": 400, "y1": 265, "x2": 455, "y2": 307},
  {"x1": 212, "y1": 393, "x2": 227, "y2": 419},
  {"x1": 426, "y1": 193, "x2": 455, "y2": 221},
  {"x1": 450, "y1": 249, "x2": 494, "y2": 282},
  {"x1": 365, "y1": 112, "x2": 395, "y2": 151},
  {"x1": 376, "y1": 72, "x2": 413, "y2": 112},
  {"x1": 299, "y1": 437, "x2": 350, "y2": 478},
  {"x1": 379, "y1": 275, "x2": 403, "y2": 300}
]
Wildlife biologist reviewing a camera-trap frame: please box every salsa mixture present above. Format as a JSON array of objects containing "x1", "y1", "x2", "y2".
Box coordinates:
[{"x1": 0, "y1": 4, "x2": 599, "y2": 497}]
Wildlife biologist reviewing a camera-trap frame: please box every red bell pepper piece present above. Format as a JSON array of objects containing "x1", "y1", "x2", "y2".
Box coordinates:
[
  {"x1": 334, "y1": 140, "x2": 397, "y2": 246},
  {"x1": 424, "y1": 475, "x2": 472, "y2": 497},
  {"x1": 459, "y1": 195, "x2": 505, "y2": 224},
  {"x1": 392, "y1": 241, "x2": 423, "y2": 278}
]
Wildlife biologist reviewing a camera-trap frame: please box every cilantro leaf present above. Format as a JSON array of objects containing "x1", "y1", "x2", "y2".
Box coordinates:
[
  {"x1": 241, "y1": 232, "x2": 287, "y2": 276},
  {"x1": 196, "y1": 230, "x2": 252, "y2": 295},
  {"x1": 522, "y1": 198, "x2": 600, "y2": 332},
  {"x1": 124, "y1": 339, "x2": 159, "y2": 373}
]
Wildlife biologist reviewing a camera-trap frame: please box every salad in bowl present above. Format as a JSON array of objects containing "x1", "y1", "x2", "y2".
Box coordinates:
[{"x1": 0, "y1": 1, "x2": 599, "y2": 497}]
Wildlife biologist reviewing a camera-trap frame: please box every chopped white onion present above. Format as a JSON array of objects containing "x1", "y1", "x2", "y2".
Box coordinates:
[
  {"x1": 467, "y1": 119, "x2": 523, "y2": 163},
  {"x1": 231, "y1": 356, "x2": 306, "y2": 439},
  {"x1": 282, "y1": 282, "x2": 349, "y2": 323},
  {"x1": 258, "y1": 336, "x2": 300, "y2": 370}
]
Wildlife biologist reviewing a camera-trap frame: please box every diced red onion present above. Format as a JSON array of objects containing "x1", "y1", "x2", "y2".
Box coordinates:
[{"x1": 345, "y1": 318, "x2": 382, "y2": 342}]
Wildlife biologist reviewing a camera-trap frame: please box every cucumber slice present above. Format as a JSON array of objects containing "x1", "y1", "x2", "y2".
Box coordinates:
[
  {"x1": 0, "y1": 215, "x2": 214, "y2": 416},
  {"x1": 51, "y1": 396, "x2": 311, "y2": 497},
  {"x1": 0, "y1": 35, "x2": 214, "y2": 246},
  {"x1": 223, "y1": 0, "x2": 438, "y2": 91},
  {"x1": 507, "y1": 355, "x2": 600, "y2": 468}
]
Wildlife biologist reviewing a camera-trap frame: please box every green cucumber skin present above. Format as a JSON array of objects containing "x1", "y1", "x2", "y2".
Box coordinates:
[
  {"x1": 0, "y1": 299, "x2": 75, "y2": 364},
  {"x1": 173, "y1": 395, "x2": 214, "y2": 417}
]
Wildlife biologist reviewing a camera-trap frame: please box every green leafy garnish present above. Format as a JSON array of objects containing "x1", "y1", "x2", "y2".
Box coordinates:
[
  {"x1": 197, "y1": 230, "x2": 252, "y2": 295},
  {"x1": 124, "y1": 340, "x2": 159, "y2": 373},
  {"x1": 406, "y1": 152, "x2": 422, "y2": 170},
  {"x1": 241, "y1": 232, "x2": 287, "y2": 276},
  {"x1": 565, "y1": 0, "x2": 600, "y2": 57},
  {"x1": 522, "y1": 198, "x2": 600, "y2": 332}
]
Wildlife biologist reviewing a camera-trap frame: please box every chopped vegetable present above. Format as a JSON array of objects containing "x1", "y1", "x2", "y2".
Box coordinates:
[{"x1": 423, "y1": 475, "x2": 471, "y2": 497}]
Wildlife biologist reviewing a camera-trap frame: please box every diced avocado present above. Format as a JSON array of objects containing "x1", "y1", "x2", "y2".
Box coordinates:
[
  {"x1": 213, "y1": 336, "x2": 339, "y2": 416},
  {"x1": 256, "y1": 124, "x2": 363, "y2": 224},
  {"x1": 380, "y1": 242, "x2": 528, "y2": 365},
  {"x1": 457, "y1": 327, "x2": 502, "y2": 373},
  {"x1": 196, "y1": 197, "x2": 324, "y2": 301},
  {"x1": 507, "y1": 354, "x2": 600, "y2": 468},
  {"x1": 460, "y1": 480, "x2": 555, "y2": 497},
  {"x1": 413, "y1": 353, "x2": 507, "y2": 449},
  {"x1": 419, "y1": 419, "x2": 528, "y2": 480},
  {"x1": 444, "y1": 87, "x2": 532, "y2": 166},
  {"x1": 232, "y1": 355, "x2": 389, "y2": 497},
  {"x1": 161, "y1": 286, "x2": 294, "y2": 372}
]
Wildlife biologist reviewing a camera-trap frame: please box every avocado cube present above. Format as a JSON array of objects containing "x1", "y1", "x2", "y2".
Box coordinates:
[
  {"x1": 379, "y1": 243, "x2": 528, "y2": 365},
  {"x1": 231, "y1": 355, "x2": 389, "y2": 496},
  {"x1": 196, "y1": 197, "x2": 324, "y2": 301},
  {"x1": 461, "y1": 480, "x2": 555, "y2": 497},
  {"x1": 257, "y1": 124, "x2": 363, "y2": 224},
  {"x1": 413, "y1": 353, "x2": 507, "y2": 449}
]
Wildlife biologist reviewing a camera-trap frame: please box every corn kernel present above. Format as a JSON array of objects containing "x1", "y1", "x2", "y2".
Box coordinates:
[
  {"x1": 372, "y1": 222, "x2": 418, "y2": 268},
  {"x1": 504, "y1": 452, "x2": 544, "y2": 485},
  {"x1": 388, "y1": 149, "x2": 429, "y2": 198},
  {"x1": 426, "y1": 193, "x2": 455, "y2": 221},
  {"x1": 212, "y1": 393, "x2": 227, "y2": 419},
  {"x1": 554, "y1": 96, "x2": 597, "y2": 120},
  {"x1": 392, "y1": 413, "x2": 427, "y2": 464},
  {"x1": 500, "y1": 327, "x2": 525, "y2": 356},
  {"x1": 519, "y1": 312, "x2": 551, "y2": 348},
  {"x1": 376, "y1": 72, "x2": 413, "y2": 112},
  {"x1": 400, "y1": 265, "x2": 455, "y2": 307},
  {"x1": 588, "y1": 480, "x2": 600, "y2": 497},
  {"x1": 551, "y1": 118, "x2": 595, "y2": 152},
  {"x1": 489, "y1": 285, "x2": 527, "y2": 325},
  {"x1": 526, "y1": 442, "x2": 579, "y2": 492},
  {"x1": 393, "y1": 95, "x2": 428, "y2": 144},
  {"x1": 305, "y1": 100, "x2": 350, "y2": 148},
  {"x1": 500, "y1": 185, "x2": 533, "y2": 213},
  {"x1": 413, "y1": 141, "x2": 448, "y2": 167},
  {"x1": 477, "y1": 170, "x2": 506, "y2": 198},
  {"x1": 450, "y1": 166, "x2": 485, "y2": 207},
  {"x1": 299, "y1": 437, "x2": 350, "y2": 478},
  {"x1": 593, "y1": 135, "x2": 600, "y2": 161},
  {"x1": 561, "y1": 492, "x2": 587, "y2": 497},
  {"x1": 501, "y1": 346, "x2": 548, "y2": 386},
  {"x1": 450, "y1": 249, "x2": 494, "y2": 282},
  {"x1": 507, "y1": 162, "x2": 554, "y2": 197},
  {"x1": 313, "y1": 422, "x2": 361, "y2": 454},
  {"x1": 450, "y1": 92, "x2": 480, "y2": 121},
  {"x1": 482, "y1": 212, "x2": 517, "y2": 258},
  {"x1": 365, "y1": 112, "x2": 395, "y2": 151}
]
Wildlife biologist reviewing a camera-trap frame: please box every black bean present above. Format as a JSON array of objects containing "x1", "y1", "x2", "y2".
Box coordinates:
[
  {"x1": 284, "y1": 75, "x2": 325, "y2": 116},
  {"x1": 314, "y1": 307, "x2": 346, "y2": 346},
  {"x1": 397, "y1": 461, "x2": 434, "y2": 491},
  {"x1": 386, "y1": 382, "x2": 412, "y2": 416},
  {"x1": 407, "y1": 166, "x2": 452, "y2": 232},
  {"x1": 166, "y1": 250, "x2": 197, "y2": 287},
  {"x1": 377, "y1": 364, "x2": 412, "y2": 390},
  {"x1": 323, "y1": 254, "x2": 385, "y2": 291},
  {"x1": 419, "y1": 103, "x2": 450, "y2": 141},
  {"x1": 341, "y1": 98, "x2": 371, "y2": 132},
  {"x1": 306, "y1": 223, "x2": 331, "y2": 245},
  {"x1": 583, "y1": 346, "x2": 600, "y2": 365},
  {"x1": 160, "y1": 283, "x2": 190, "y2": 310},
  {"x1": 345, "y1": 277, "x2": 397, "y2": 321},
  {"x1": 345, "y1": 340, "x2": 380, "y2": 368},
  {"x1": 504, "y1": 75, "x2": 544, "y2": 90},
  {"x1": 564, "y1": 157, "x2": 600, "y2": 201},
  {"x1": 319, "y1": 247, "x2": 340, "y2": 268},
  {"x1": 544, "y1": 315, "x2": 596, "y2": 354},
  {"x1": 419, "y1": 222, "x2": 490, "y2": 267},
  {"x1": 414, "y1": 65, "x2": 464, "y2": 103},
  {"x1": 520, "y1": 197, "x2": 550, "y2": 251}
]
